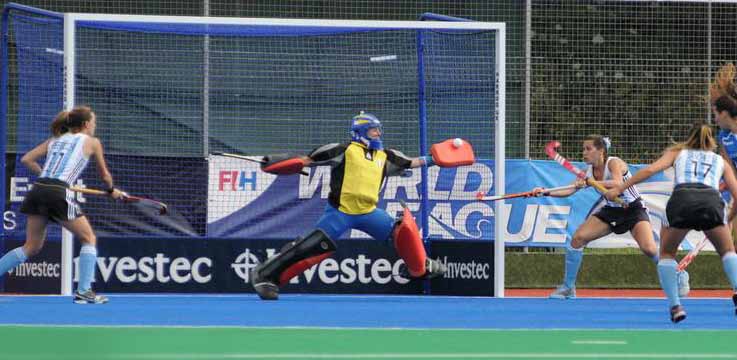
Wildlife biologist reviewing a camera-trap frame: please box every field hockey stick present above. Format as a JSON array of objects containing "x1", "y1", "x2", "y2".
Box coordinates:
[
  {"x1": 70, "y1": 186, "x2": 168, "y2": 215},
  {"x1": 677, "y1": 236, "x2": 708, "y2": 272},
  {"x1": 475, "y1": 184, "x2": 577, "y2": 201},
  {"x1": 213, "y1": 152, "x2": 309, "y2": 176},
  {"x1": 544, "y1": 140, "x2": 627, "y2": 206}
]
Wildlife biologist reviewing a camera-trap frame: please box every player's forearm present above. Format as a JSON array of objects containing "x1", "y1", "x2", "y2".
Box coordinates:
[
  {"x1": 411, "y1": 156, "x2": 433, "y2": 168},
  {"x1": 20, "y1": 154, "x2": 42, "y2": 175},
  {"x1": 21, "y1": 160, "x2": 42, "y2": 176},
  {"x1": 99, "y1": 171, "x2": 114, "y2": 190},
  {"x1": 599, "y1": 179, "x2": 622, "y2": 189}
]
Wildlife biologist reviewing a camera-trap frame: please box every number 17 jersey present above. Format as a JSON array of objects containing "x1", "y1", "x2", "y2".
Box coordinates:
[{"x1": 673, "y1": 149, "x2": 724, "y2": 190}]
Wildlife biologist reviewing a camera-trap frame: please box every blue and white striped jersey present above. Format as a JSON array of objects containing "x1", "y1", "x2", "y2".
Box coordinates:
[
  {"x1": 40, "y1": 133, "x2": 90, "y2": 185},
  {"x1": 586, "y1": 156, "x2": 640, "y2": 207},
  {"x1": 673, "y1": 149, "x2": 724, "y2": 190},
  {"x1": 718, "y1": 129, "x2": 737, "y2": 166}
]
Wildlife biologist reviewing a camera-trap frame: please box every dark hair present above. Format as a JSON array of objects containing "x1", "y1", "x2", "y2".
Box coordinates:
[
  {"x1": 583, "y1": 134, "x2": 611, "y2": 159},
  {"x1": 50, "y1": 106, "x2": 94, "y2": 137},
  {"x1": 709, "y1": 63, "x2": 737, "y2": 117},
  {"x1": 669, "y1": 123, "x2": 717, "y2": 152}
]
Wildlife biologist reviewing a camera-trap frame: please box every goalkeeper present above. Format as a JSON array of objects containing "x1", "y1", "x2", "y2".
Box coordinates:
[{"x1": 250, "y1": 112, "x2": 455, "y2": 300}]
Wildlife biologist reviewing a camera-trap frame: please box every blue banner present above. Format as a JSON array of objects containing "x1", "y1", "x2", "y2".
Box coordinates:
[{"x1": 207, "y1": 156, "x2": 685, "y2": 248}]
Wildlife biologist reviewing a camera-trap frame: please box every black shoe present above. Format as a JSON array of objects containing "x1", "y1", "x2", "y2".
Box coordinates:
[
  {"x1": 399, "y1": 258, "x2": 447, "y2": 280},
  {"x1": 732, "y1": 293, "x2": 737, "y2": 316},
  {"x1": 73, "y1": 289, "x2": 109, "y2": 304},
  {"x1": 670, "y1": 305, "x2": 686, "y2": 323},
  {"x1": 250, "y1": 268, "x2": 279, "y2": 300}
]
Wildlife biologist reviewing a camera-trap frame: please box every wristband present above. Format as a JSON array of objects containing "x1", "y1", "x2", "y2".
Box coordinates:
[
  {"x1": 421, "y1": 155, "x2": 435, "y2": 167},
  {"x1": 106, "y1": 187, "x2": 115, "y2": 194}
]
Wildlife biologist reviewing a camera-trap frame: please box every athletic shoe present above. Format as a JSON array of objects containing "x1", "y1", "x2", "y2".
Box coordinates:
[
  {"x1": 398, "y1": 258, "x2": 447, "y2": 280},
  {"x1": 250, "y1": 268, "x2": 279, "y2": 301},
  {"x1": 732, "y1": 292, "x2": 737, "y2": 316},
  {"x1": 549, "y1": 285, "x2": 576, "y2": 299},
  {"x1": 670, "y1": 305, "x2": 686, "y2": 323},
  {"x1": 424, "y1": 258, "x2": 447, "y2": 279},
  {"x1": 677, "y1": 270, "x2": 690, "y2": 298},
  {"x1": 73, "y1": 289, "x2": 108, "y2": 304}
]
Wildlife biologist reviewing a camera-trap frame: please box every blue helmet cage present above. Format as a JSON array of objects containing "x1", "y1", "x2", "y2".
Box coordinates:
[{"x1": 350, "y1": 112, "x2": 383, "y2": 150}]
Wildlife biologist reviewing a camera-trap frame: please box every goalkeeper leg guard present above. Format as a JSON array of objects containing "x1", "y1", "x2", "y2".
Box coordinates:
[
  {"x1": 392, "y1": 207, "x2": 446, "y2": 279},
  {"x1": 250, "y1": 229, "x2": 336, "y2": 300}
]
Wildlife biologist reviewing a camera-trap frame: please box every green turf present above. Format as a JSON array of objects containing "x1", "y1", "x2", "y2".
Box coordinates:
[{"x1": 2, "y1": 326, "x2": 735, "y2": 359}]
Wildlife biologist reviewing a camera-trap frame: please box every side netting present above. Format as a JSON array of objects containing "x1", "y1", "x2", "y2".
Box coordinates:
[
  {"x1": 2, "y1": 5, "x2": 65, "y2": 242},
  {"x1": 3, "y1": 8, "x2": 505, "y2": 294}
]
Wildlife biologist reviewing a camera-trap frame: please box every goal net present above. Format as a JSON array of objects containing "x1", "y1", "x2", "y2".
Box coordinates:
[{"x1": 1, "y1": 4, "x2": 506, "y2": 294}]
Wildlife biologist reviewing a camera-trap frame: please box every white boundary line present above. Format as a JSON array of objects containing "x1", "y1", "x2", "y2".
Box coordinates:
[
  {"x1": 11, "y1": 353, "x2": 735, "y2": 359},
  {"x1": 0, "y1": 324, "x2": 734, "y2": 333}
]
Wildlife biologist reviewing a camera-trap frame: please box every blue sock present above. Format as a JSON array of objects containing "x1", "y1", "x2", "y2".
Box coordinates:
[
  {"x1": 0, "y1": 247, "x2": 28, "y2": 276},
  {"x1": 563, "y1": 244, "x2": 584, "y2": 289},
  {"x1": 77, "y1": 245, "x2": 98, "y2": 293},
  {"x1": 657, "y1": 259, "x2": 680, "y2": 307},
  {"x1": 722, "y1": 253, "x2": 737, "y2": 291},
  {"x1": 650, "y1": 254, "x2": 659, "y2": 264}
]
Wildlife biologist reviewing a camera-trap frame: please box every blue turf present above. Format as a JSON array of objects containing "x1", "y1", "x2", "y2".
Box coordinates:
[{"x1": 0, "y1": 295, "x2": 735, "y2": 330}]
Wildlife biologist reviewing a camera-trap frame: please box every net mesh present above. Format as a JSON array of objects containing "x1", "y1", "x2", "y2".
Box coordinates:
[{"x1": 4, "y1": 9, "x2": 501, "y2": 239}]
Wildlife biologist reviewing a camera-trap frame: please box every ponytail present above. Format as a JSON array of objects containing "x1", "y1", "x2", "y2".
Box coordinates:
[
  {"x1": 50, "y1": 110, "x2": 70, "y2": 137},
  {"x1": 668, "y1": 123, "x2": 716, "y2": 151},
  {"x1": 49, "y1": 106, "x2": 93, "y2": 137}
]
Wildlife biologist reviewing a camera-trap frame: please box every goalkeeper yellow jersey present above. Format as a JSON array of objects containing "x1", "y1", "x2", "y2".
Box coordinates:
[{"x1": 308, "y1": 142, "x2": 412, "y2": 215}]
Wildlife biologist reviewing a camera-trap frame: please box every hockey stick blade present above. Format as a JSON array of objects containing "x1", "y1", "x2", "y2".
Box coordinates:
[{"x1": 677, "y1": 237, "x2": 708, "y2": 272}]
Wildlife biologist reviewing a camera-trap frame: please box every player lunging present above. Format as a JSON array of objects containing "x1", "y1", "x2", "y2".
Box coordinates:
[{"x1": 249, "y1": 112, "x2": 474, "y2": 300}]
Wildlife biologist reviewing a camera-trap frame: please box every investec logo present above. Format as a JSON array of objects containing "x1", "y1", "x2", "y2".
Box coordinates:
[
  {"x1": 232, "y1": 248, "x2": 410, "y2": 285},
  {"x1": 75, "y1": 254, "x2": 212, "y2": 284},
  {"x1": 437, "y1": 256, "x2": 490, "y2": 280},
  {"x1": 9, "y1": 261, "x2": 61, "y2": 278}
]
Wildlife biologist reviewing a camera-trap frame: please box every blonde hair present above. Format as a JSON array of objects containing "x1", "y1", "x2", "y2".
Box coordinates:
[
  {"x1": 709, "y1": 63, "x2": 737, "y2": 117},
  {"x1": 50, "y1": 106, "x2": 93, "y2": 137},
  {"x1": 668, "y1": 124, "x2": 717, "y2": 152}
]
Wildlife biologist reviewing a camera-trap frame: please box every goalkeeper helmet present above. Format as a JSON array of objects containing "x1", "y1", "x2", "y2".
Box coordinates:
[{"x1": 350, "y1": 111, "x2": 383, "y2": 150}]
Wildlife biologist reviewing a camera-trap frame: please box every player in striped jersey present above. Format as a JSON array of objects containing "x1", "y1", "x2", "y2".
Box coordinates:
[
  {"x1": 606, "y1": 124, "x2": 737, "y2": 322},
  {"x1": 0, "y1": 106, "x2": 123, "y2": 304},
  {"x1": 537, "y1": 135, "x2": 685, "y2": 299},
  {"x1": 711, "y1": 63, "x2": 737, "y2": 248}
]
